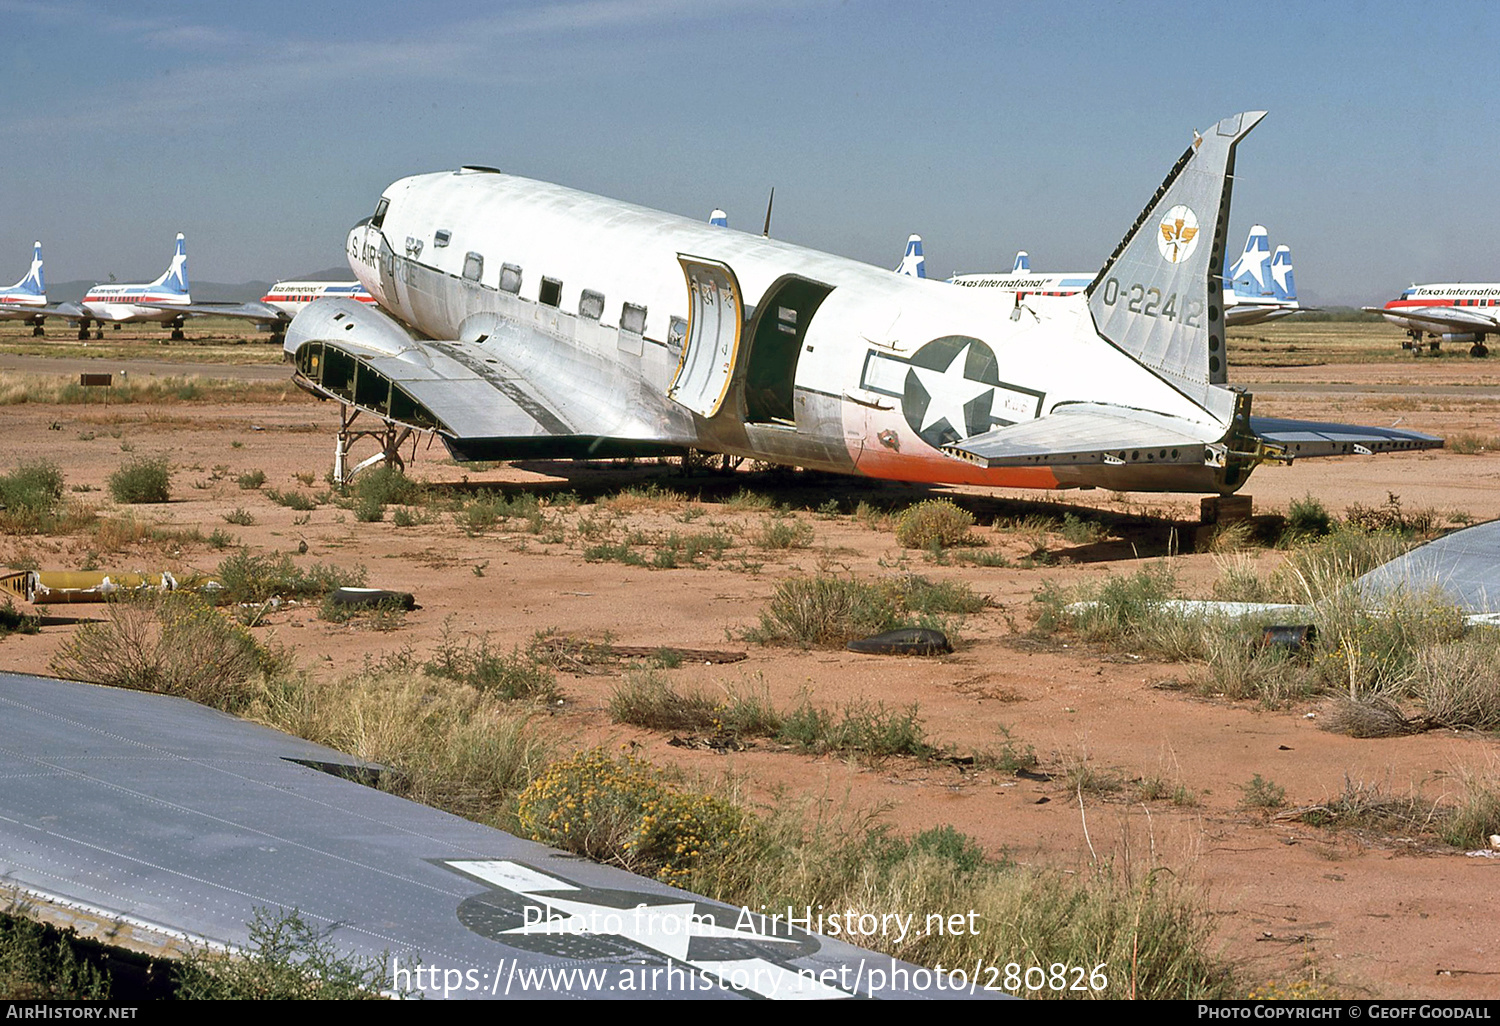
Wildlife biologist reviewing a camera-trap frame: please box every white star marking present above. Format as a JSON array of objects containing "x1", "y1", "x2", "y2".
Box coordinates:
[{"x1": 910, "y1": 341, "x2": 993, "y2": 438}]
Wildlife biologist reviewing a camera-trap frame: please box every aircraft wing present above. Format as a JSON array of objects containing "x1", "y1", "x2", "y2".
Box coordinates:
[
  {"x1": 941, "y1": 402, "x2": 1224, "y2": 468},
  {"x1": 285, "y1": 298, "x2": 695, "y2": 461},
  {"x1": 140, "y1": 300, "x2": 289, "y2": 324},
  {"x1": 0, "y1": 303, "x2": 71, "y2": 320},
  {"x1": 43, "y1": 301, "x2": 87, "y2": 322},
  {"x1": 1363, "y1": 305, "x2": 1500, "y2": 332}
]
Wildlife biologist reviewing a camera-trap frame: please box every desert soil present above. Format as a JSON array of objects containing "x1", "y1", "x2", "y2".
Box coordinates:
[{"x1": 1, "y1": 319, "x2": 1497, "y2": 998}]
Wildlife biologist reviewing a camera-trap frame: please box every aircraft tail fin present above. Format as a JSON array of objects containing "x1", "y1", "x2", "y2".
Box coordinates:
[
  {"x1": 9, "y1": 242, "x2": 44, "y2": 295},
  {"x1": 895, "y1": 234, "x2": 926, "y2": 278},
  {"x1": 149, "y1": 233, "x2": 190, "y2": 295},
  {"x1": 1270, "y1": 244, "x2": 1297, "y2": 301},
  {"x1": 1227, "y1": 225, "x2": 1272, "y2": 298},
  {"x1": 1087, "y1": 111, "x2": 1266, "y2": 413},
  {"x1": 1012, "y1": 251, "x2": 1030, "y2": 273},
  {"x1": 708, "y1": 209, "x2": 728, "y2": 228}
]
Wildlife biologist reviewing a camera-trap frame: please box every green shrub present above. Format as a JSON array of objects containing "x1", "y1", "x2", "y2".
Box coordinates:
[
  {"x1": 758, "y1": 518, "x2": 815, "y2": 550},
  {"x1": 107, "y1": 456, "x2": 171, "y2": 504},
  {"x1": 236, "y1": 469, "x2": 266, "y2": 490},
  {"x1": 423, "y1": 624, "x2": 557, "y2": 701},
  {"x1": 0, "y1": 460, "x2": 65, "y2": 530},
  {"x1": 174, "y1": 908, "x2": 388, "y2": 1000},
  {"x1": 894, "y1": 499, "x2": 974, "y2": 549},
  {"x1": 213, "y1": 549, "x2": 365, "y2": 603},
  {"x1": 0, "y1": 906, "x2": 111, "y2": 999},
  {"x1": 265, "y1": 488, "x2": 315, "y2": 511},
  {"x1": 1284, "y1": 494, "x2": 1333, "y2": 539},
  {"x1": 49, "y1": 594, "x2": 285, "y2": 712}
]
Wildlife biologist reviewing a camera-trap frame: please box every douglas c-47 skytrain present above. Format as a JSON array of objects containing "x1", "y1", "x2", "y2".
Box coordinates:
[{"x1": 283, "y1": 112, "x2": 1440, "y2": 490}]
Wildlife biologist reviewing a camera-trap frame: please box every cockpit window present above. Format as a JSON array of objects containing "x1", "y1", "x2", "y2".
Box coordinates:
[{"x1": 371, "y1": 198, "x2": 389, "y2": 230}]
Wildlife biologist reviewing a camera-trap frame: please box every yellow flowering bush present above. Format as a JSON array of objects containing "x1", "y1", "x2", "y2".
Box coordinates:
[{"x1": 515, "y1": 749, "x2": 751, "y2": 884}]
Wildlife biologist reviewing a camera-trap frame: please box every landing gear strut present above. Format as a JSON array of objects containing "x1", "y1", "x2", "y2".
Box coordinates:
[
  {"x1": 170, "y1": 317, "x2": 185, "y2": 342},
  {"x1": 333, "y1": 403, "x2": 415, "y2": 485}
]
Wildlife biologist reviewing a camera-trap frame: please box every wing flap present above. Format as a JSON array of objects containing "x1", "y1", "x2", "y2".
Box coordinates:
[
  {"x1": 1250, "y1": 416, "x2": 1442, "y2": 457},
  {"x1": 942, "y1": 403, "x2": 1222, "y2": 468}
]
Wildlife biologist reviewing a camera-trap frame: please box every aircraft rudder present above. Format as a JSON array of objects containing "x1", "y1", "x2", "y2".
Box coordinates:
[
  {"x1": 1012, "y1": 251, "x2": 1030, "y2": 273},
  {"x1": 153, "y1": 232, "x2": 190, "y2": 294},
  {"x1": 19, "y1": 241, "x2": 44, "y2": 294},
  {"x1": 896, "y1": 234, "x2": 926, "y2": 278},
  {"x1": 1270, "y1": 245, "x2": 1296, "y2": 301}
]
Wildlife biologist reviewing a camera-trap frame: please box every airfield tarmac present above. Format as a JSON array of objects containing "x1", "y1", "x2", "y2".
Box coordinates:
[{"x1": 1, "y1": 318, "x2": 1497, "y2": 999}]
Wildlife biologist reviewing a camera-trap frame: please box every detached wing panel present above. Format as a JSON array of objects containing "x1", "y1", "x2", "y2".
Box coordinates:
[
  {"x1": 942, "y1": 403, "x2": 1223, "y2": 469},
  {"x1": 1249, "y1": 417, "x2": 1442, "y2": 457}
]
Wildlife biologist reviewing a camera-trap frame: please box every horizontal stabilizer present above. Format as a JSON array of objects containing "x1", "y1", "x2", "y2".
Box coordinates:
[
  {"x1": 942, "y1": 403, "x2": 1223, "y2": 469},
  {"x1": 1250, "y1": 416, "x2": 1442, "y2": 457}
]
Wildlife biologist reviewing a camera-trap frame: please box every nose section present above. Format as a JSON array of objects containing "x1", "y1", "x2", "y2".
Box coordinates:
[{"x1": 347, "y1": 221, "x2": 384, "y2": 305}]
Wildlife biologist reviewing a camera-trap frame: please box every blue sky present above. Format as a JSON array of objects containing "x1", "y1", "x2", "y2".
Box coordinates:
[{"x1": 2, "y1": 0, "x2": 1495, "y2": 305}]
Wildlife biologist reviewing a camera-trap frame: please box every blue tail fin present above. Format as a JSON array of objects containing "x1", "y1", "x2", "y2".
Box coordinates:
[
  {"x1": 1227, "y1": 225, "x2": 1272, "y2": 298},
  {"x1": 150, "y1": 233, "x2": 189, "y2": 295},
  {"x1": 895, "y1": 234, "x2": 926, "y2": 278},
  {"x1": 1270, "y1": 245, "x2": 1296, "y2": 301},
  {"x1": 9, "y1": 242, "x2": 44, "y2": 295},
  {"x1": 708, "y1": 209, "x2": 728, "y2": 228},
  {"x1": 1012, "y1": 251, "x2": 1030, "y2": 273}
]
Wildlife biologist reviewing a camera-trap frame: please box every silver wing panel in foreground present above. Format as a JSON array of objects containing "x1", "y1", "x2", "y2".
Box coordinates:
[{"x1": 0, "y1": 672, "x2": 991, "y2": 1000}]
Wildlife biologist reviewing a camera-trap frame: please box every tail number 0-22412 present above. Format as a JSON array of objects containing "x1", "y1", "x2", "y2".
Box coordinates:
[{"x1": 1098, "y1": 278, "x2": 1203, "y2": 327}]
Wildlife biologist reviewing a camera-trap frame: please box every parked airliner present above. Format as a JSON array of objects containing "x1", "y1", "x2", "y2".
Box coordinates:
[{"x1": 1366, "y1": 284, "x2": 1500, "y2": 357}]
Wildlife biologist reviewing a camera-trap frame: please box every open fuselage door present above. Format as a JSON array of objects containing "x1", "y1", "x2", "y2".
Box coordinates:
[{"x1": 670, "y1": 256, "x2": 744, "y2": 418}]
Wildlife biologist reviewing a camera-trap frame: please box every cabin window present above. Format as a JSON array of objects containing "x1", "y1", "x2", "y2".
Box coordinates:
[
  {"x1": 499, "y1": 263, "x2": 522, "y2": 295},
  {"x1": 667, "y1": 315, "x2": 687, "y2": 353},
  {"x1": 463, "y1": 252, "x2": 484, "y2": 282},
  {"x1": 579, "y1": 289, "x2": 605, "y2": 321},
  {"x1": 434, "y1": 229, "x2": 451, "y2": 248},
  {"x1": 621, "y1": 302, "x2": 647, "y2": 335},
  {"x1": 370, "y1": 198, "x2": 389, "y2": 230},
  {"x1": 539, "y1": 277, "x2": 563, "y2": 308}
]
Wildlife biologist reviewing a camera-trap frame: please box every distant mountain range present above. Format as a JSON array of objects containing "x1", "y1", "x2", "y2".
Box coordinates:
[{"x1": 43, "y1": 269, "x2": 353, "y2": 304}]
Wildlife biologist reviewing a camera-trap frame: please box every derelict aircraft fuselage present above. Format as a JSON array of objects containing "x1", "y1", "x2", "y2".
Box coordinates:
[{"x1": 286, "y1": 112, "x2": 1438, "y2": 493}]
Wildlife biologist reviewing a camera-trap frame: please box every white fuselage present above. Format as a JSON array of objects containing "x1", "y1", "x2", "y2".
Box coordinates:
[
  {"x1": 1380, "y1": 284, "x2": 1500, "y2": 335},
  {"x1": 338, "y1": 169, "x2": 1229, "y2": 490},
  {"x1": 80, "y1": 285, "x2": 189, "y2": 324},
  {"x1": 259, "y1": 281, "x2": 374, "y2": 316}
]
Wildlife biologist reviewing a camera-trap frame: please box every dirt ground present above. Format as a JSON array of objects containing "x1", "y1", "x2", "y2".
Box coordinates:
[{"x1": 1, "y1": 319, "x2": 1498, "y2": 999}]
